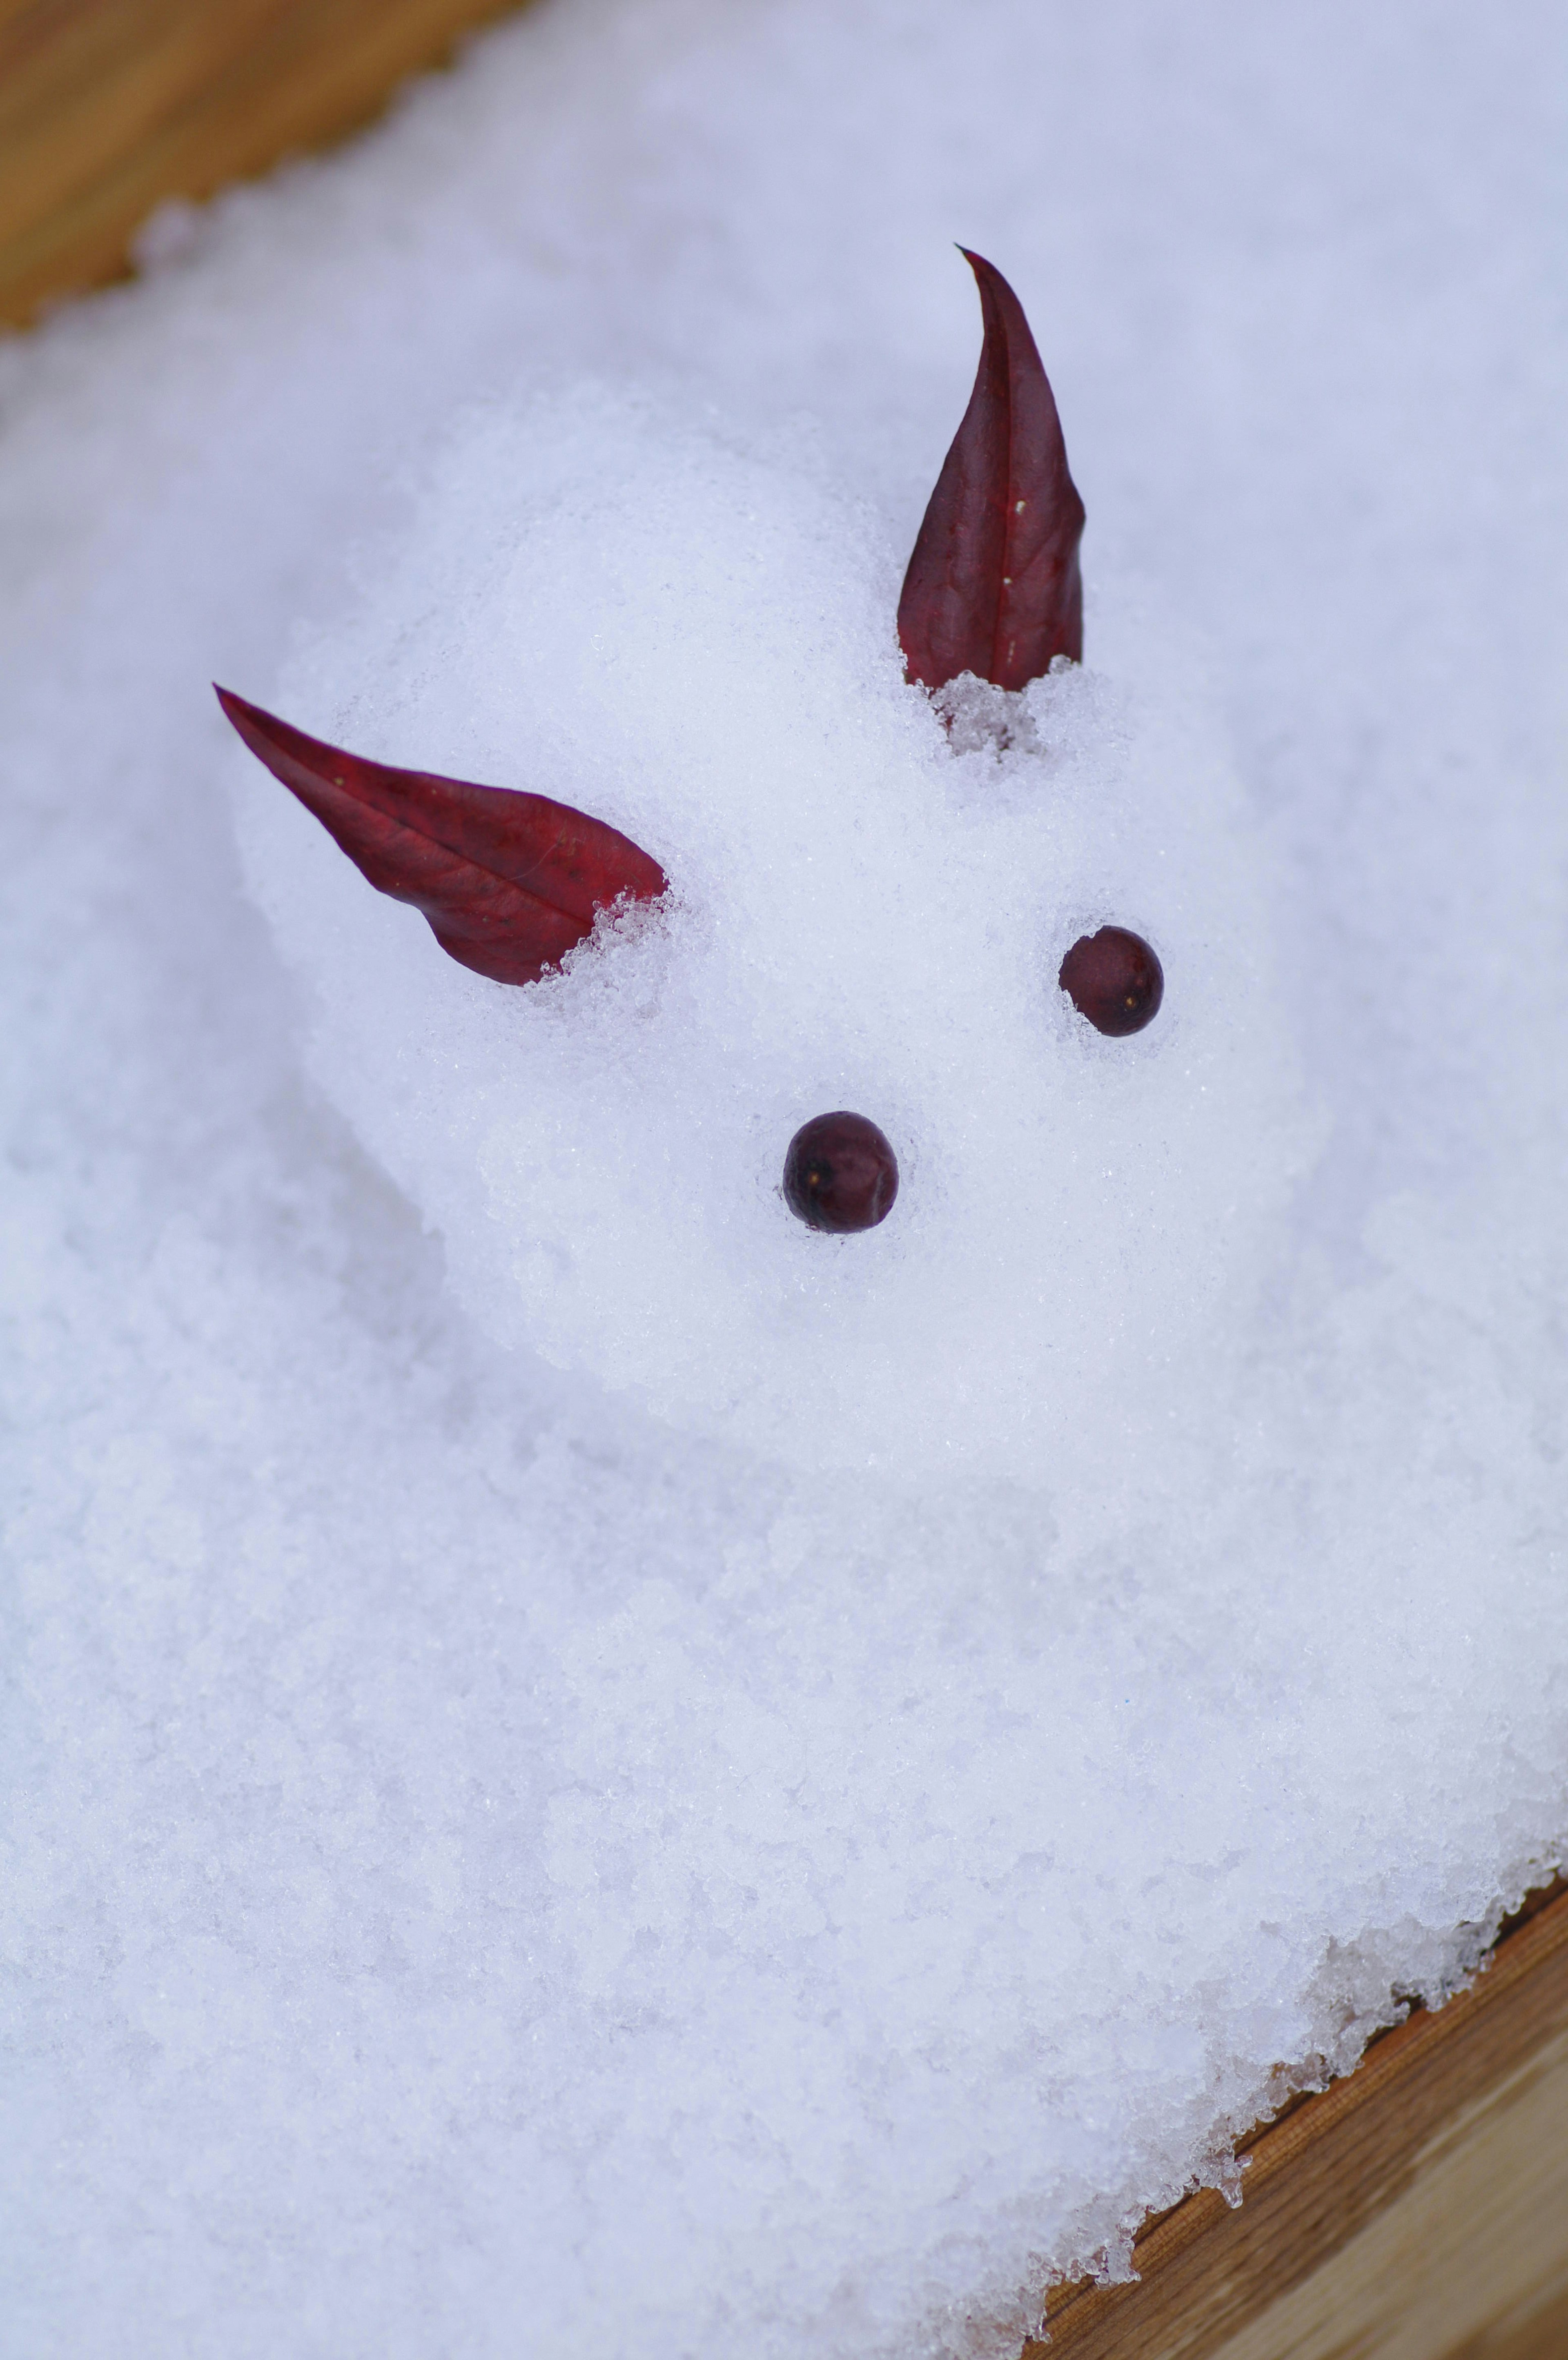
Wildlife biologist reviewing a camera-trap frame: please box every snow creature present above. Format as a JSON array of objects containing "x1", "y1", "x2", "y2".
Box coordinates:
[{"x1": 227, "y1": 254, "x2": 1309, "y2": 1484}]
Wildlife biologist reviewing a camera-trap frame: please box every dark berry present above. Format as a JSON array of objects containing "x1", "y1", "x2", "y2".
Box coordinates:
[
  {"x1": 783, "y1": 1112, "x2": 899, "y2": 1233},
  {"x1": 1058, "y1": 926, "x2": 1163, "y2": 1037}
]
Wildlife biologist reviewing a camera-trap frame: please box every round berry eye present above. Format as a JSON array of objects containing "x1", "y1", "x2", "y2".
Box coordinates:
[
  {"x1": 1058, "y1": 926, "x2": 1164, "y2": 1037},
  {"x1": 783, "y1": 1112, "x2": 899, "y2": 1233}
]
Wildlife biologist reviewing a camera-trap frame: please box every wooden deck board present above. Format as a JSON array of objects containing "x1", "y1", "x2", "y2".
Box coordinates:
[
  {"x1": 1029, "y1": 1885, "x2": 1568, "y2": 2360},
  {"x1": 0, "y1": 0, "x2": 527, "y2": 325}
]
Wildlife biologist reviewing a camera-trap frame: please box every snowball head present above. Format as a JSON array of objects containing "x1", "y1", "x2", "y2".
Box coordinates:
[{"x1": 234, "y1": 392, "x2": 1314, "y2": 1481}]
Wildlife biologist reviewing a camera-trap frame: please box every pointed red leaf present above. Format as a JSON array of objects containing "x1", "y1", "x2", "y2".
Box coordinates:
[
  {"x1": 898, "y1": 249, "x2": 1085, "y2": 694},
  {"x1": 216, "y1": 688, "x2": 667, "y2": 987}
]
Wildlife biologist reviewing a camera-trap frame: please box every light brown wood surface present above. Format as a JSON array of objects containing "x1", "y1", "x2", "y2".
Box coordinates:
[
  {"x1": 0, "y1": 0, "x2": 527, "y2": 326},
  {"x1": 1029, "y1": 1884, "x2": 1568, "y2": 2360}
]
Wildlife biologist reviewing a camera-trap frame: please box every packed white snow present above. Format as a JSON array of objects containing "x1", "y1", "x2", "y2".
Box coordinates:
[
  {"x1": 1, "y1": 1, "x2": 1565, "y2": 2355},
  {"x1": 243, "y1": 394, "x2": 1310, "y2": 1481}
]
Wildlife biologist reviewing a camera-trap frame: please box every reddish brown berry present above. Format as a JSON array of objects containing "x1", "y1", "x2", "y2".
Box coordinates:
[
  {"x1": 783, "y1": 1112, "x2": 899, "y2": 1233},
  {"x1": 1059, "y1": 926, "x2": 1164, "y2": 1037}
]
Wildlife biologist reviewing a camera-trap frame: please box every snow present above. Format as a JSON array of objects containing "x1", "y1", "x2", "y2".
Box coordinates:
[
  {"x1": 241, "y1": 392, "x2": 1308, "y2": 1480},
  {"x1": 1, "y1": 1, "x2": 1565, "y2": 2354}
]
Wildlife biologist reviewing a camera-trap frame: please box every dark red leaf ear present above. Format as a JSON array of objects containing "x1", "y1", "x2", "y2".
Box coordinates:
[
  {"x1": 898, "y1": 249, "x2": 1085, "y2": 694},
  {"x1": 216, "y1": 688, "x2": 667, "y2": 988}
]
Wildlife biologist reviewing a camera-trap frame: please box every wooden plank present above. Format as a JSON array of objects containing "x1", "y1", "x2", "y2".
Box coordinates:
[
  {"x1": 0, "y1": 0, "x2": 528, "y2": 327},
  {"x1": 1210, "y1": 2026, "x2": 1568, "y2": 2359},
  {"x1": 1467, "y1": 2272, "x2": 1568, "y2": 2360},
  {"x1": 1029, "y1": 1884, "x2": 1568, "y2": 2360}
]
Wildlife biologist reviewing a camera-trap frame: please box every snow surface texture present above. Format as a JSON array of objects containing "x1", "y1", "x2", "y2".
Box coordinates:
[
  {"x1": 243, "y1": 397, "x2": 1310, "y2": 1483},
  {"x1": 2, "y1": 2, "x2": 1565, "y2": 2355}
]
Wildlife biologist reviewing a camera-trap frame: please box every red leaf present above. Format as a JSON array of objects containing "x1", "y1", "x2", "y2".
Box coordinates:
[
  {"x1": 216, "y1": 688, "x2": 668, "y2": 988},
  {"x1": 898, "y1": 249, "x2": 1085, "y2": 694}
]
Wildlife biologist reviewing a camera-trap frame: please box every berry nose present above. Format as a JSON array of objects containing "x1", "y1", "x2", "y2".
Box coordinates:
[
  {"x1": 1058, "y1": 926, "x2": 1164, "y2": 1036},
  {"x1": 783, "y1": 1112, "x2": 899, "y2": 1233}
]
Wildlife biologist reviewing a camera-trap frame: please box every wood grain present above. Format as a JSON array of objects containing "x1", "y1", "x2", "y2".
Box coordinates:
[
  {"x1": 1028, "y1": 1884, "x2": 1568, "y2": 2360},
  {"x1": 0, "y1": 0, "x2": 527, "y2": 327}
]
